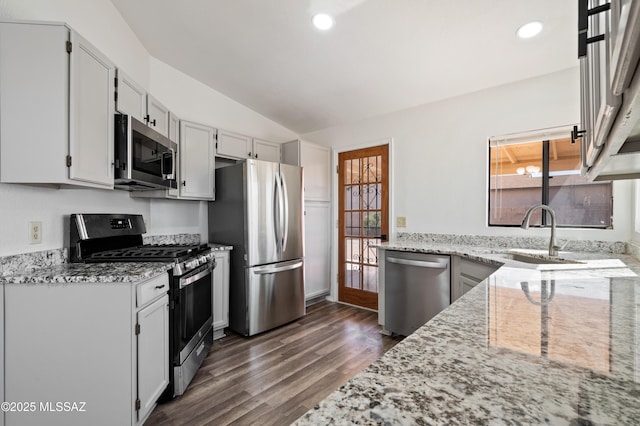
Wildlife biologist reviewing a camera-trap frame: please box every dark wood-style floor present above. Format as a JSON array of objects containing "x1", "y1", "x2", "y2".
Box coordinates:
[{"x1": 146, "y1": 301, "x2": 402, "y2": 426}]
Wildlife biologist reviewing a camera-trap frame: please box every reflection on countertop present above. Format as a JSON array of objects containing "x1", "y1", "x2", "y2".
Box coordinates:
[
  {"x1": 488, "y1": 275, "x2": 612, "y2": 373},
  {"x1": 295, "y1": 237, "x2": 640, "y2": 425}
]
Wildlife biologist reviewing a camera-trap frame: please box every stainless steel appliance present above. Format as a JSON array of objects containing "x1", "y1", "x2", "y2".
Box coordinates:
[
  {"x1": 114, "y1": 114, "x2": 177, "y2": 191},
  {"x1": 385, "y1": 252, "x2": 451, "y2": 336},
  {"x1": 209, "y1": 159, "x2": 305, "y2": 336},
  {"x1": 68, "y1": 213, "x2": 213, "y2": 398}
]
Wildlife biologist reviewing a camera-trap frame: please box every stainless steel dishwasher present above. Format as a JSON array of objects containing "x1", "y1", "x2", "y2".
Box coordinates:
[{"x1": 385, "y1": 251, "x2": 451, "y2": 336}]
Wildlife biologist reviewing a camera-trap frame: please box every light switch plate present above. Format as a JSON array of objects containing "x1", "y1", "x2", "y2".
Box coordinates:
[{"x1": 396, "y1": 216, "x2": 407, "y2": 228}]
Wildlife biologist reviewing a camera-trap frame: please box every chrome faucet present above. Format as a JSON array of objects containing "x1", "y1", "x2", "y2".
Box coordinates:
[{"x1": 521, "y1": 205, "x2": 560, "y2": 257}]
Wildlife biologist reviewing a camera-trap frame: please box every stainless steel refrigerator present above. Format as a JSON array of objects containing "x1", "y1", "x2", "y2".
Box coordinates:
[{"x1": 209, "y1": 159, "x2": 305, "y2": 336}]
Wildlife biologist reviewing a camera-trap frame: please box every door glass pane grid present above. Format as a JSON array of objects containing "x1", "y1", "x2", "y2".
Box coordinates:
[
  {"x1": 343, "y1": 155, "x2": 383, "y2": 293},
  {"x1": 363, "y1": 155, "x2": 381, "y2": 183},
  {"x1": 345, "y1": 185, "x2": 360, "y2": 211},
  {"x1": 345, "y1": 212, "x2": 361, "y2": 236},
  {"x1": 344, "y1": 238, "x2": 362, "y2": 290},
  {"x1": 338, "y1": 145, "x2": 388, "y2": 308},
  {"x1": 363, "y1": 183, "x2": 381, "y2": 210},
  {"x1": 344, "y1": 158, "x2": 361, "y2": 185}
]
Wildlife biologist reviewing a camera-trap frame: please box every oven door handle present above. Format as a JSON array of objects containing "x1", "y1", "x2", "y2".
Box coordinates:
[
  {"x1": 179, "y1": 264, "x2": 214, "y2": 289},
  {"x1": 252, "y1": 260, "x2": 303, "y2": 275}
]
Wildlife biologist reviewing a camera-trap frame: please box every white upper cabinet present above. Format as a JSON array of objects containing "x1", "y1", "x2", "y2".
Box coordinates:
[
  {"x1": 580, "y1": 0, "x2": 640, "y2": 179},
  {"x1": 253, "y1": 138, "x2": 281, "y2": 162},
  {"x1": 147, "y1": 94, "x2": 170, "y2": 137},
  {"x1": 115, "y1": 70, "x2": 170, "y2": 138},
  {"x1": 115, "y1": 69, "x2": 146, "y2": 122},
  {"x1": 169, "y1": 112, "x2": 180, "y2": 143},
  {"x1": 282, "y1": 140, "x2": 331, "y2": 201},
  {"x1": 217, "y1": 129, "x2": 253, "y2": 159},
  {"x1": 180, "y1": 120, "x2": 216, "y2": 200},
  {"x1": 0, "y1": 21, "x2": 115, "y2": 189},
  {"x1": 217, "y1": 130, "x2": 281, "y2": 162}
]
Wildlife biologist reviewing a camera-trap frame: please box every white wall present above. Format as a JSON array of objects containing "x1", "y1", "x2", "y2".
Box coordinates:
[
  {"x1": 302, "y1": 67, "x2": 634, "y2": 243},
  {"x1": 0, "y1": 0, "x2": 150, "y2": 87},
  {"x1": 0, "y1": 0, "x2": 298, "y2": 256},
  {"x1": 150, "y1": 58, "x2": 298, "y2": 142}
]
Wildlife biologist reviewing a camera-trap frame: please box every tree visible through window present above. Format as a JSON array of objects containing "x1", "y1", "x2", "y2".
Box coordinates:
[{"x1": 488, "y1": 129, "x2": 612, "y2": 228}]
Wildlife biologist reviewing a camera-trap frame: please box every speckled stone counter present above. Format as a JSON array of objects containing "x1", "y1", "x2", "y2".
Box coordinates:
[
  {"x1": 210, "y1": 243, "x2": 233, "y2": 251},
  {"x1": 294, "y1": 240, "x2": 640, "y2": 425},
  {"x1": 0, "y1": 261, "x2": 172, "y2": 284},
  {"x1": 0, "y1": 233, "x2": 200, "y2": 283}
]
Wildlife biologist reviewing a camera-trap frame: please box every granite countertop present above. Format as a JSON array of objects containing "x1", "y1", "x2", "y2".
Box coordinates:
[
  {"x1": 295, "y1": 241, "x2": 640, "y2": 425},
  {"x1": 209, "y1": 243, "x2": 233, "y2": 251},
  {"x1": 0, "y1": 261, "x2": 173, "y2": 284},
  {"x1": 0, "y1": 233, "x2": 204, "y2": 284}
]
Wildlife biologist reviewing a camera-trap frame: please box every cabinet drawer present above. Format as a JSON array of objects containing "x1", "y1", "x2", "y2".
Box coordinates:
[
  {"x1": 137, "y1": 273, "x2": 170, "y2": 307},
  {"x1": 459, "y1": 258, "x2": 497, "y2": 282}
]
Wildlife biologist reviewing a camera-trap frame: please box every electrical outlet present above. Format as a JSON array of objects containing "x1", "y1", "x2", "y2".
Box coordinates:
[
  {"x1": 396, "y1": 216, "x2": 407, "y2": 228},
  {"x1": 29, "y1": 221, "x2": 42, "y2": 244}
]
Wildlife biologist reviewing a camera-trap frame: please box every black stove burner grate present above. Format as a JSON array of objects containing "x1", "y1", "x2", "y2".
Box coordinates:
[{"x1": 86, "y1": 243, "x2": 210, "y2": 262}]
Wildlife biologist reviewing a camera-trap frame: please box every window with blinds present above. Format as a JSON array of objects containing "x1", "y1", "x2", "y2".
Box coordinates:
[{"x1": 488, "y1": 126, "x2": 613, "y2": 228}]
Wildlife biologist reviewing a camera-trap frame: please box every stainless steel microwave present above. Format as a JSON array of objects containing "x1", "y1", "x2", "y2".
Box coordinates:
[{"x1": 114, "y1": 114, "x2": 177, "y2": 191}]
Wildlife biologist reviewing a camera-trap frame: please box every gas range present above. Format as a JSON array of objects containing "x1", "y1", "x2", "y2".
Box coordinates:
[
  {"x1": 68, "y1": 213, "x2": 215, "y2": 399},
  {"x1": 81, "y1": 243, "x2": 214, "y2": 276},
  {"x1": 68, "y1": 214, "x2": 212, "y2": 276}
]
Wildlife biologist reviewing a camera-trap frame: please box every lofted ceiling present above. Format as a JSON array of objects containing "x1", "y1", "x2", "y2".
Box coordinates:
[{"x1": 110, "y1": 0, "x2": 578, "y2": 134}]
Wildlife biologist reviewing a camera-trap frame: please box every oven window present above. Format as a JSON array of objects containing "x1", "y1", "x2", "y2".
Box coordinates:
[{"x1": 180, "y1": 271, "x2": 213, "y2": 344}]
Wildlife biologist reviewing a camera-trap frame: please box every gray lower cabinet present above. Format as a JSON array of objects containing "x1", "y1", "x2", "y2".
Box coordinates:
[
  {"x1": 212, "y1": 250, "x2": 230, "y2": 340},
  {"x1": 4, "y1": 273, "x2": 169, "y2": 426},
  {"x1": 451, "y1": 257, "x2": 498, "y2": 302},
  {"x1": 303, "y1": 202, "x2": 331, "y2": 300}
]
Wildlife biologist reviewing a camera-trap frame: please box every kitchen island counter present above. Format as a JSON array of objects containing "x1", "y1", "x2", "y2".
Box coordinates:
[{"x1": 295, "y1": 240, "x2": 640, "y2": 425}]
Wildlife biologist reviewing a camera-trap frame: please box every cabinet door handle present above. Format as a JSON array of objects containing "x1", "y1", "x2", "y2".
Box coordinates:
[
  {"x1": 144, "y1": 114, "x2": 150, "y2": 123},
  {"x1": 182, "y1": 180, "x2": 186, "y2": 186},
  {"x1": 150, "y1": 119, "x2": 156, "y2": 126},
  {"x1": 155, "y1": 285, "x2": 165, "y2": 289},
  {"x1": 248, "y1": 152, "x2": 252, "y2": 157}
]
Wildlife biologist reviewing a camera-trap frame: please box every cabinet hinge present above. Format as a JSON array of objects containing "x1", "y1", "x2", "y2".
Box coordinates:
[
  {"x1": 66, "y1": 41, "x2": 72, "y2": 54},
  {"x1": 66, "y1": 155, "x2": 72, "y2": 167},
  {"x1": 135, "y1": 399, "x2": 141, "y2": 412},
  {"x1": 135, "y1": 323, "x2": 140, "y2": 335}
]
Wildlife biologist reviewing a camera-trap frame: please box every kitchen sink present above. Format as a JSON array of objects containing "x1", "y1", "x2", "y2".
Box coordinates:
[{"x1": 503, "y1": 252, "x2": 583, "y2": 265}]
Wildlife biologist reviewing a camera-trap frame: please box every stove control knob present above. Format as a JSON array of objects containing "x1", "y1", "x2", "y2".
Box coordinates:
[
  {"x1": 199, "y1": 255, "x2": 207, "y2": 264},
  {"x1": 186, "y1": 260, "x2": 197, "y2": 269}
]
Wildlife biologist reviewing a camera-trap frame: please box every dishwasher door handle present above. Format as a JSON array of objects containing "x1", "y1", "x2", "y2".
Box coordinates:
[{"x1": 387, "y1": 257, "x2": 448, "y2": 269}]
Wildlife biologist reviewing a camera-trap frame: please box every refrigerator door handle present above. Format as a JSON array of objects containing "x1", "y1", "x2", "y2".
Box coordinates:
[
  {"x1": 252, "y1": 260, "x2": 304, "y2": 275},
  {"x1": 273, "y1": 173, "x2": 282, "y2": 253},
  {"x1": 279, "y1": 171, "x2": 289, "y2": 253}
]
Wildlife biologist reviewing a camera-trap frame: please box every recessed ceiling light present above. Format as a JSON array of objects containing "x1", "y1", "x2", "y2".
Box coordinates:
[
  {"x1": 312, "y1": 13, "x2": 334, "y2": 30},
  {"x1": 517, "y1": 21, "x2": 543, "y2": 39}
]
